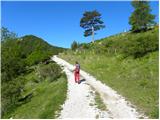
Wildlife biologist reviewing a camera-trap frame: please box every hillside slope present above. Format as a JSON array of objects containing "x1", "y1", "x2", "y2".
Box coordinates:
[
  {"x1": 20, "y1": 35, "x2": 66, "y2": 65},
  {"x1": 59, "y1": 27, "x2": 159, "y2": 118},
  {"x1": 1, "y1": 34, "x2": 67, "y2": 118}
]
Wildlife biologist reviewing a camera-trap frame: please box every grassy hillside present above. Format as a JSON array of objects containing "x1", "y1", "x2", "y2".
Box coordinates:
[
  {"x1": 20, "y1": 35, "x2": 66, "y2": 66},
  {"x1": 59, "y1": 27, "x2": 159, "y2": 118},
  {"x1": 3, "y1": 62, "x2": 67, "y2": 119},
  {"x1": 1, "y1": 31, "x2": 67, "y2": 118}
]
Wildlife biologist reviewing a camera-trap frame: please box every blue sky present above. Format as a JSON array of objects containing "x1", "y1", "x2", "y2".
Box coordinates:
[{"x1": 1, "y1": 1, "x2": 159, "y2": 48}]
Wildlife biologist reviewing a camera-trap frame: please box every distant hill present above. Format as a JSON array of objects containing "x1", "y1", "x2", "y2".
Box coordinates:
[
  {"x1": 20, "y1": 35, "x2": 65, "y2": 56},
  {"x1": 19, "y1": 35, "x2": 66, "y2": 65}
]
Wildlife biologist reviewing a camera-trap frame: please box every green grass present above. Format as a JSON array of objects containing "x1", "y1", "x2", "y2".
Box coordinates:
[
  {"x1": 89, "y1": 86, "x2": 107, "y2": 111},
  {"x1": 94, "y1": 91, "x2": 107, "y2": 111},
  {"x1": 4, "y1": 64, "x2": 67, "y2": 119},
  {"x1": 60, "y1": 51, "x2": 158, "y2": 118},
  {"x1": 59, "y1": 44, "x2": 158, "y2": 118}
]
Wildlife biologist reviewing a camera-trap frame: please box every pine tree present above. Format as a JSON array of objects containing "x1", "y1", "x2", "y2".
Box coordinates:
[
  {"x1": 129, "y1": 0, "x2": 155, "y2": 32},
  {"x1": 71, "y1": 41, "x2": 78, "y2": 51},
  {"x1": 80, "y1": 10, "x2": 105, "y2": 42}
]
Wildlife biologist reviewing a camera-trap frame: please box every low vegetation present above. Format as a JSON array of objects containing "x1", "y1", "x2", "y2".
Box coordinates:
[
  {"x1": 3, "y1": 62, "x2": 67, "y2": 119},
  {"x1": 13, "y1": 78, "x2": 66, "y2": 119},
  {"x1": 94, "y1": 92, "x2": 107, "y2": 111},
  {"x1": 59, "y1": 26, "x2": 159, "y2": 118},
  {"x1": 1, "y1": 28, "x2": 67, "y2": 118}
]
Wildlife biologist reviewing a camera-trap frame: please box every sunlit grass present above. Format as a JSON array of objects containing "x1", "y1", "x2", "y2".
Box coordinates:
[
  {"x1": 59, "y1": 50, "x2": 158, "y2": 118},
  {"x1": 4, "y1": 65, "x2": 67, "y2": 119}
]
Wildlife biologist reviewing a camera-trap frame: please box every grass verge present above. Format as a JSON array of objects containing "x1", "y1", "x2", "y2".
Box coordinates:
[{"x1": 94, "y1": 91, "x2": 107, "y2": 111}]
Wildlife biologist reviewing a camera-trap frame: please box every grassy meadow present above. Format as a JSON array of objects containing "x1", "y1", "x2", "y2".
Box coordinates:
[{"x1": 59, "y1": 27, "x2": 159, "y2": 118}]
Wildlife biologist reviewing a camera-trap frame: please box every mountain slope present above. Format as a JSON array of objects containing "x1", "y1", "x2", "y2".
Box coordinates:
[
  {"x1": 59, "y1": 27, "x2": 159, "y2": 118},
  {"x1": 20, "y1": 35, "x2": 65, "y2": 56},
  {"x1": 19, "y1": 35, "x2": 66, "y2": 65},
  {"x1": 1, "y1": 34, "x2": 67, "y2": 118}
]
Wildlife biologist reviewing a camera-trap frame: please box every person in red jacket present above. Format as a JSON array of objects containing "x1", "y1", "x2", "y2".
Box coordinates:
[{"x1": 74, "y1": 61, "x2": 80, "y2": 84}]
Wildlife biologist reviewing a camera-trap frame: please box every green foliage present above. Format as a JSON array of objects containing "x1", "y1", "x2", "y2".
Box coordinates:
[
  {"x1": 1, "y1": 30, "x2": 21, "y2": 116},
  {"x1": 150, "y1": 106, "x2": 159, "y2": 118},
  {"x1": 129, "y1": 1, "x2": 155, "y2": 32},
  {"x1": 122, "y1": 27, "x2": 158, "y2": 58},
  {"x1": 87, "y1": 26, "x2": 158, "y2": 58},
  {"x1": 80, "y1": 10, "x2": 105, "y2": 38},
  {"x1": 71, "y1": 40, "x2": 78, "y2": 51},
  {"x1": 20, "y1": 35, "x2": 65, "y2": 63},
  {"x1": 37, "y1": 63, "x2": 62, "y2": 82},
  {"x1": 3, "y1": 70, "x2": 67, "y2": 119},
  {"x1": 1, "y1": 28, "x2": 66, "y2": 117},
  {"x1": 79, "y1": 43, "x2": 90, "y2": 49},
  {"x1": 59, "y1": 27, "x2": 159, "y2": 118},
  {"x1": 2, "y1": 47, "x2": 26, "y2": 81},
  {"x1": 1, "y1": 27, "x2": 17, "y2": 41},
  {"x1": 25, "y1": 51, "x2": 51, "y2": 66},
  {"x1": 1, "y1": 38, "x2": 26, "y2": 116},
  {"x1": 1, "y1": 76, "x2": 26, "y2": 116}
]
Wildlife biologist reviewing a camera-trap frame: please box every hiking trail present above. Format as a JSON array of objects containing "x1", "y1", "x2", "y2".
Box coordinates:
[{"x1": 52, "y1": 55, "x2": 147, "y2": 119}]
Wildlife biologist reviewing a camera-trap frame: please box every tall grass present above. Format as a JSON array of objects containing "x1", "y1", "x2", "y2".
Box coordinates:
[{"x1": 59, "y1": 28, "x2": 159, "y2": 118}]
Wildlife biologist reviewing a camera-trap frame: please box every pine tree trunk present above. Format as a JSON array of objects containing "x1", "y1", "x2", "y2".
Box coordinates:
[
  {"x1": 92, "y1": 26, "x2": 94, "y2": 43},
  {"x1": 92, "y1": 30, "x2": 94, "y2": 43}
]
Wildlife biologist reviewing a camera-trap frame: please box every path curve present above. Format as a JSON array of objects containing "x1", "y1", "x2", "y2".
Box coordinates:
[{"x1": 52, "y1": 55, "x2": 147, "y2": 119}]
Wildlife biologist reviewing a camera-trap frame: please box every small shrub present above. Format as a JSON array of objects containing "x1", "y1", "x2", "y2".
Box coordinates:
[
  {"x1": 1, "y1": 76, "x2": 26, "y2": 116},
  {"x1": 37, "y1": 63, "x2": 62, "y2": 82},
  {"x1": 79, "y1": 43, "x2": 89, "y2": 49},
  {"x1": 25, "y1": 51, "x2": 51, "y2": 66},
  {"x1": 122, "y1": 28, "x2": 158, "y2": 58}
]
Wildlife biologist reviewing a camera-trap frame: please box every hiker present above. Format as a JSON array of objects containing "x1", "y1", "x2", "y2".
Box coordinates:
[{"x1": 74, "y1": 61, "x2": 80, "y2": 84}]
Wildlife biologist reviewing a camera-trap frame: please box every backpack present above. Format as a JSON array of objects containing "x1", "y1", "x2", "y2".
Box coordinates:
[{"x1": 75, "y1": 64, "x2": 80, "y2": 73}]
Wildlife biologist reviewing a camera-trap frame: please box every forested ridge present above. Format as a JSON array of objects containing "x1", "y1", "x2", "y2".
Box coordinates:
[{"x1": 1, "y1": 28, "x2": 66, "y2": 118}]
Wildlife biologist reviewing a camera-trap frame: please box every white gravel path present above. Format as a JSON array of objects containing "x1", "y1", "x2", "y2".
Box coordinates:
[{"x1": 52, "y1": 55, "x2": 147, "y2": 119}]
